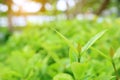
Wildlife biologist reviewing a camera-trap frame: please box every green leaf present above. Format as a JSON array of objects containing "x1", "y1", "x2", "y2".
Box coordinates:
[
  {"x1": 71, "y1": 62, "x2": 88, "y2": 80},
  {"x1": 81, "y1": 30, "x2": 106, "y2": 53},
  {"x1": 69, "y1": 48, "x2": 78, "y2": 63},
  {"x1": 44, "y1": 47, "x2": 60, "y2": 62},
  {"x1": 113, "y1": 47, "x2": 120, "y2": 59},
  {"x1": 91, "y1": 47, "x2": 111, "y2": 60},
  {"x1": 54, "y1": 29, "x2": 78, "y2": 55},
  {"x1": 53, "y1": 73, "x2": 74, "y2": 80}
]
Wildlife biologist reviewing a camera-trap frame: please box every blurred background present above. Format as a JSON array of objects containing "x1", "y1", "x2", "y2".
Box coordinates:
[
  {"x1": 0, "y1": 0, "x2": 120, "y2": 80},
  {"x1": 0, "y1": 0, "x2": 120, "y2": 32}
]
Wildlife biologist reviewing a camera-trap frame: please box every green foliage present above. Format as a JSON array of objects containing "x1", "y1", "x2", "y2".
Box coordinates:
[
  {"x1": 53, "y1": 73, "x2": 73, "y2": 80},
  {"x1": 55, "y1": 29, "x2": 108, "y2": 80},
  {"x1": 69, "y1": 48, "x2": 78, "y2": 63},
  {"x1": 71, "y1": 62, "x2": 88, "y2": 80},
  {"x1": 54, "y1": 29, "x2": 78, "y2": 55},
  {"x1": 81, "y1": 30, "x2": 106, "y2": 53},
  {"x1": 0, "y1": 19, "x2": 120, "y2": 80},
  {"x1": 0, "y1": 27, "x2": 10, "y2": 44},
  {"x1": 113, "y1": 47, "x2": 120, "y2": 59}
]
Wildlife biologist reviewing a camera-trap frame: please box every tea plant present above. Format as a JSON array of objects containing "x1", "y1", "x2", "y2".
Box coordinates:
[
  {"x1": 0, "y1": 19, "x2": 120, "y2": 80},
  {"x1": 54, "y1": 29, "x2": 110, "y2": 80}
]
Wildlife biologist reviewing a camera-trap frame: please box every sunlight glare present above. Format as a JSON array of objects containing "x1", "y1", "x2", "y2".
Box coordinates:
[
  {"x1": 13, "y1": 0, "x2": 26, "y2": 6},
  {"x1": 45, "y1": 3, "x2": 52, "y2": 11},
  {"x1": 57, "y1": 0, "x2": 67, "y2": 11},
  {"x1": 0, "y1": 4, "x2": 8, "y2": 12},
  {"x1": 12, "y1": 4, "x2": 19, "y2": 12},
  {"x1": 67, "y1": 0, "x2": 75, "y2": 7},
  {"x1": 22, "y1": 2, "x2": 42, "y2": 13},
  {"x1": 12, "y1": 0, "x2": 41, "y2": 13}
]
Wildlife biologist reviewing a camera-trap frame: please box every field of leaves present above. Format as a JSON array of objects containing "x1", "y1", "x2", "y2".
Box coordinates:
[{"x1": 0, "y1": 19, "x2": 120, "y2": 80}]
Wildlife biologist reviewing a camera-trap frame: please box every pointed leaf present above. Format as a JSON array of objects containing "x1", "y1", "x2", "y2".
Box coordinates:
[
  {"x1": 71, "y1": 62, "x2": 88, "y2": 80},
  {"x1": 54, "y1": 29, "x2": 78, "y2": 55},
  {"x1": 69, "y1": 48, "x2": 78, "y2": 63},
  {"x1": 91, "y1": 47, "x2": 111, "y2": 61},
  {"x1": 113, "y1": 48, "x2": 120, "y2": 59},
  {"x1": 81, "y1": 30, "x2": 106, "y2": 53}
]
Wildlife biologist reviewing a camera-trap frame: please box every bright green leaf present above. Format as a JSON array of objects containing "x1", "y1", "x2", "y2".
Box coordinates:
[
  {"x1": 54, "y1": 29, "x2": 78, "y2": 55},
  {"x1": 71, "y1": 62, "x2": 88, "y2": 80},
  {"x1": 53, "y1": 73, "x2": 74, "y2": 80},
  {"x1": 91, "y1": 47, "x2": 111, "y2": 61},
  {"x1": 69, "y1": 48, "x2": 78, "y2": 63},
  {"x1": 113, "y1": 47, "x2": 120, "y2": 59},
  {"x1": 81, "y1": 30, "x2": 106, "y2": 53}
]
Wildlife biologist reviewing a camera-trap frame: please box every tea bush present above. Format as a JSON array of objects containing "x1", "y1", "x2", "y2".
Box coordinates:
[{"x1": 0, "y1": 19, "x2": 120, "y2": 80}]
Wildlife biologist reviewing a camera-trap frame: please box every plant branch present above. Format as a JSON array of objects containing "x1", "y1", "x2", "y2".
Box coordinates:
[{"x1": 111, "y1": 59, "x2": 119, "y2": 80}]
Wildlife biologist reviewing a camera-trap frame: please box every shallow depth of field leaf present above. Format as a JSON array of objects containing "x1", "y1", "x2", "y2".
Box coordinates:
[
  {"x1": 69, "y1": 48, "x2": 78, "y2": 63},
  {"x1": 53, "y1": 73, "x2": 73, "y2": 80},
  {"x1": 91, "y1": 47, "x2": 110, "y2": 60},
  {"x1": 81, "y1": 30, "x2": 106, "y2": 53},
  {"x1": 71, "y1": 62, "x2": 88, "y2": 80},
  {"x1": 113, "y1": 47, "x2": 120, "y2": 59},
  {"x1": 54, "y1": 29, "x2": 78, "y2": 55}
]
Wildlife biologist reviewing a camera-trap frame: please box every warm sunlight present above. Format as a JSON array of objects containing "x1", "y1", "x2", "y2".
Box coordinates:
[
  {"x1": 0, "y1": 0, "x2": 120, "y2": 80},
  {"x1": 57, "y1": 0, "x2": 67, "y2": 11},
  {"x1": 56, "y1": 0, "x2": 75, "y2": 11},
  {"x1": 0, "y1": 4, "x2": 8, "y2": 12},
  {"x1": 12, "y1": 0, "x2": 41, "y2": 13}
]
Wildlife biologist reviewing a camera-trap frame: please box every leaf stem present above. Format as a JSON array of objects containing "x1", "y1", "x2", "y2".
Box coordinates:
[
  {"x1": 78, "y1": 54, "x2": 81, "y2": 63},
  {"x1": 111, "y1": 59, "x2": 119, "y2": 80}
]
